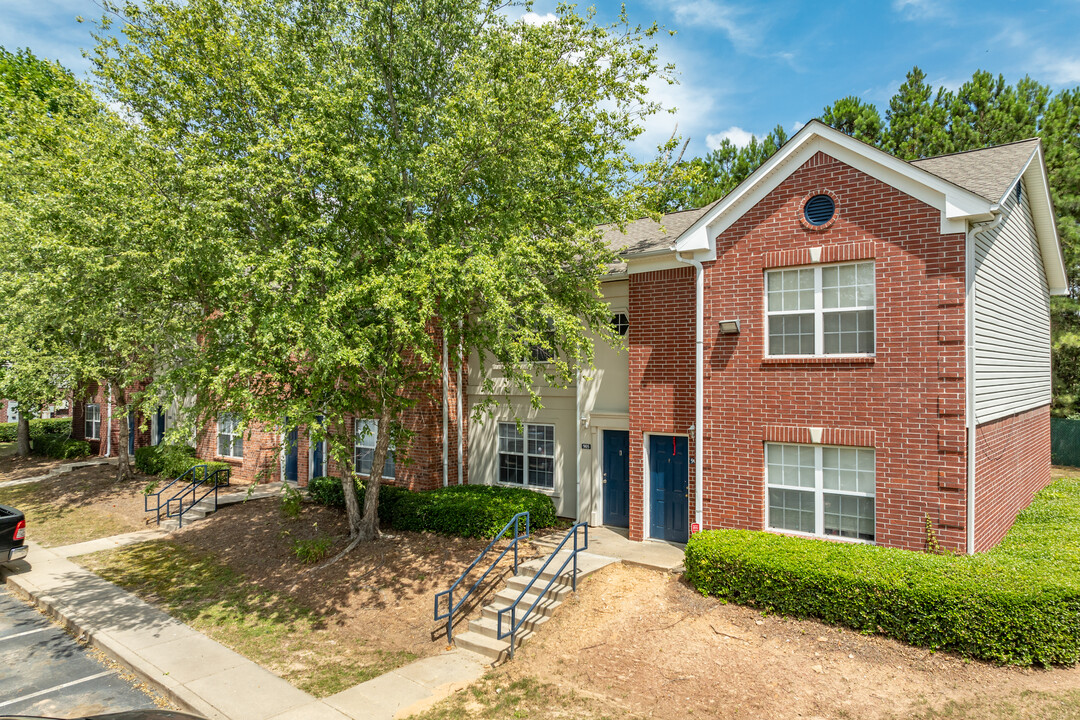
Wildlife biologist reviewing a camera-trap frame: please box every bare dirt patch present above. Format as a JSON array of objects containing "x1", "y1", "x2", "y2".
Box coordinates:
[
  {"x1": 83, "y1": 496, "x2": 552, "y2": 696},
  {"x1": 0, "y1": 463, "x2": 155, "y2": 546},
  {"x1": 458, "y1": 563, "x2": 1080, "y2": 720},
  {"x1": 0, "y1": 454, "x2": 72, "y2": 483}
]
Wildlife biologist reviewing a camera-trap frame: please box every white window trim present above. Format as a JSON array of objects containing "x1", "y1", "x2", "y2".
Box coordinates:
[
  {"x1": 85, "y1": 403, "x2": 101, "y2": 440},
  {"x1": 496, "y1": 421, "x2": 557, "y2": 492},
  {"x1": 217, "y1": 414, "x2": 244, "y2": 459},
  {"x1": 354, "y1": 419, "x2": 395, "y2": 480},
  {"x1": 764, "y1": 442, "x2": 876, "y2": 544},
  {"x1": 764, "y1": 261, "x2": 876, "y2": 358}
]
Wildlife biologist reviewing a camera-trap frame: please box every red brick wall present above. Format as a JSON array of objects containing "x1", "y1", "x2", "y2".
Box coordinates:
[
  {"x1": 973, "y1": 405, "x2": 1051, "y2": 551},
  {"x1": 195, "y1": 418, "x2": 282, "y2": 485},
  {"x1": 0, "y1": 401, "x2": 7, "y2": 424},
  {"x1": 628, "y1": 265, "x2": 697, "y2": 540},
  {"x1": 629, "y1": 151, "x2": 970, "y2": 552}
]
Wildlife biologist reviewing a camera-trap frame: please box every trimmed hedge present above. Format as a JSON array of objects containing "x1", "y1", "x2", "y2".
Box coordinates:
[
  {"x1": 132, "y1": 443, "x2": 228, "y2": 482},
  {"x1": 307, "y1": 479, "x2": 558, "y2": 538},
  {"x1": 684, "y1": 478, "x2": 1080, "y2": 666},
  {"x1": 32, "y1": 436, "x2": 91, "y2": 459},
  {"x1": 0, "y1": 418, "x2": 72, "y2": 443}
]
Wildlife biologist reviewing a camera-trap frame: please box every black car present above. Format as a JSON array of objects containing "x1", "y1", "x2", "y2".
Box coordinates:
[
  {"x1": 1, "y1": 713, "x2": 205, "y2": 719},
  {"x1": 0, "y1": 503, "x2": 27, "y2": 563}
]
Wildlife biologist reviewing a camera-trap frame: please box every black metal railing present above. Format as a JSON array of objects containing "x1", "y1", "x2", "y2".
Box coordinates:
[
  {"x1": 496, "y1": 522, "x2": 588, "y2": 659},
  {"x1": 434, "y1": 511, "x2": 530, "y2": 643},
  {"x1": 145, "y1": 465, "x2": 231, "y2": 528}
]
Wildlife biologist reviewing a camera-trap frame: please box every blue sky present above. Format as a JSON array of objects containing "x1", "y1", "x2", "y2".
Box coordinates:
[{"x1": 4, "y1": 0, "x2": 1080, "y2": 160}]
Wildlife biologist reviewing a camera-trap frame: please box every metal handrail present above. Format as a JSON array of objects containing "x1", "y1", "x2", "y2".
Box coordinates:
[
  {"x1": 434, "y1": 511, "x2": 530, "y2": 643},
  {"x1": 164, "y1": 466, "x2": 232, "y2": 528},
  {"x1": 144, "y1": 465, "x2": 206, "y2": 524},
  {"x1": 496, "y1": 522, "x2": 588, "y2": 659}
]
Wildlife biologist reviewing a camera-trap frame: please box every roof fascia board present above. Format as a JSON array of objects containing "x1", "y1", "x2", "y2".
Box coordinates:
[
  {"x1": 675, "y1": 121, "x2": 995, "y2": 259},
  {"x1": 1021, "y1": 145, "x2": 1069, "y2": 295},
  {"x1": 625, "y1": 254, "x2": 686, "y2": 275}
]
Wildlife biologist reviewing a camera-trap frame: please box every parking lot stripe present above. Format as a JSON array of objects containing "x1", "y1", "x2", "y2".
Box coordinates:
[
  {"x1": 0, "y1": 670, "x2": 113, "y2": 709},
  {"x1": 0, "y1": 627, "x2": 50, "y2": 642}
]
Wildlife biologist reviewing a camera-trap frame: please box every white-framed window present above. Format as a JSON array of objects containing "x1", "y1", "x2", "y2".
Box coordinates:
[
  {"x1": 217, "y1": 413, "x2": 244, "y2": 458},
  {"x1": 765, "y1": 443, "x2": 875, "y2": 542},
  {"x1": 85, "y1": 403, "x2": 101, "y2": 440},
  {"x1": 498, "y1": 422, "x2": 555, "y2": 489},
  {"x1": 765, "y1": 261, "x2": 875, "y2": 356},
  {"x1": 354, "y1": 419, "x2": 395, "y2": 479}
]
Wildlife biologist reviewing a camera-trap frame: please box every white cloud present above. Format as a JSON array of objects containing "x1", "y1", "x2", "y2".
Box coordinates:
[
  {"x1": 521, "y1": 12, "x2": 558, "y2": 26},
  {"x1": 667, "y1": 1, "x2": 757, "y2": 49},
  {"x1": 705, "y1": 126, "x2": 755, "y2": 150},
  {"x1": 1034, "y1": 52, "x2": 1080, "y2": 85},
  {"x1": 892, "y1": 0, "x2": 948, "y2": 20}
]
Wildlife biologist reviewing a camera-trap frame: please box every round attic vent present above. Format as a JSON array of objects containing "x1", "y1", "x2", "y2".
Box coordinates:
[{"x1": 804, "y1": 194, "x2": 836, "y2": 226}]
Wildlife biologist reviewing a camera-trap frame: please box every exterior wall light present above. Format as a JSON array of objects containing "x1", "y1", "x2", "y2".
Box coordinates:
[{"x1": 718, "y1": 319, "x2": 741, "y2": 335}]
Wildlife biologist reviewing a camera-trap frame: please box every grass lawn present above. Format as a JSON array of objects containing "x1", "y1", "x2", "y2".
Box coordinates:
[
  {"x1": 408, "y1": 676, "x2": 625, "y2": 720},
  {"x1": 0, "y1": 442, "x2": 14, "y2": 457},
  {"x1": 0, "y1": 464, "x2": 148, "y2": 546},
  {"x1": 82, "y1": 540, "x2": 413, "y2": 697}
]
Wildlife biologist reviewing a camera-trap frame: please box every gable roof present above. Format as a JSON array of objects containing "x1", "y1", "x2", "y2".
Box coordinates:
[
  {"x1": 910, "y1": 139, "x2": 1041, "y2": 203},
  {"x1": 605, "y1": 120, "x2": 1066, "y2": 295}
]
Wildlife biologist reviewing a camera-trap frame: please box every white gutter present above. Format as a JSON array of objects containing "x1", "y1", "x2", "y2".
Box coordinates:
[
  {"x1": 456, "y1": 331, "x2": 464, "y2": 485},
  {"x1": 442, "y1": 334, "x2": 449, "y2": 487},
  {"x1": 965, "y1": 212, "x2": 1004, "y2": 554},
  {"x1": 675, "y1": 251, "x2": 704, "y2": 531},
  {"x1": 105, "y1": 385, "x2": 113, "y2": 458},
  {"x1": 575, "y1": 366, "x2": 583, "y2": 523}
]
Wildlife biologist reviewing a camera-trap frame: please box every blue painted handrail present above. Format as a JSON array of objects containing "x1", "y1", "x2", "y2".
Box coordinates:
[
  {"x1": 145, "y1": 465, "x2": 231, "y2": 527},
  {"x1": 496, "y1": 522, "x2": 588, "y2": 659},
  {"x1": 435, "y1": 511, "x2": 530, "y2": 643}
]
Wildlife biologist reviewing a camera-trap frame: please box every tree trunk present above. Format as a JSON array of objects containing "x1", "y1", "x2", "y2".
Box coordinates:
[
  {"x1": 341, "y1": 432, "x2": 364, "y2": 537},
  {"x1": 357, "y1": 409, "x2": 394, "y2": 542},
  {"x1": 111, "y1": 382, "x2": 132, "y2": 482},
  {"x1": 15, "y1": 416, "x2": 30, "y2": 457},
  {"x1": 116, "y1": 407, "x2": 133, "y2": 481}
]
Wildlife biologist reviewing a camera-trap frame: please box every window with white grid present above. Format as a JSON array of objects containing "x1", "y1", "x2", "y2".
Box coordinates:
[
  {"x1": 766, "y1": 261, "x2": 874, "y2": 356},
  {"x1": 217, "y1": 413, "x2": 243, "y2": 458},
  {"x1": 85, "y1": 403, "x2": 101, "y2": 440},
  {"x1": 498, "y1": 422, "x2": 555, "y2": 489},
  {"x1": 766, "y1": 443, "x2": 875, "y2": 542},
  {"x1": 354, "y1": 419, "x2": 395, "y2": 479}
]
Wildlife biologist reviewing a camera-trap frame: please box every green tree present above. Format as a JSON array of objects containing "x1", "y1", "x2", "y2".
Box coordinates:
[
  {"x1": 92, "y1": 0, "x2": 672, "y2": 540},
  {"x1": 820, "y1": 96, "x2": 883, "y2": 146},
  {"x1": 884, "y1": 66, "x2": 953, "y2": 159},
  {"x1": 0, "y1": 47, "x2": 195, "y2": 477}
]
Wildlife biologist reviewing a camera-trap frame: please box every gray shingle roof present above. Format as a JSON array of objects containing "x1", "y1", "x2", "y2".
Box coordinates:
[
  {"x1": 910, "y1": 138, "x2": 1040, "y2": 203},
  {"x1": 601, "y1": 200, "x2": 719, "y2": 258}
]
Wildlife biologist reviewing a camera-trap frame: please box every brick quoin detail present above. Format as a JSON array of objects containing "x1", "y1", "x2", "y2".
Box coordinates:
[
  {"x1": 973, "y1": 405, "x2": 1051, "y2": 552},
  {"x1": 628, "y1": 151, "x2": 969, "y2": 552}
]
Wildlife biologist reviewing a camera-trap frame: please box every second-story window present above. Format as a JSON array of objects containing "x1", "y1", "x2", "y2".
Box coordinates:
[{"x1": 766, "y1": 261, "x2": 875, "y2": 356}]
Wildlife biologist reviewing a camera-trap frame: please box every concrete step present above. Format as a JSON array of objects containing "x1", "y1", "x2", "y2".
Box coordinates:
[
  {"x1": 469, "y1": 611, "x2": 551, "y2": 640},
  {"x1": 481, "y1": 594, "x2": 562, "y2": 624},
  {"x1": 453, "y1": 627, "x2": 536, "y2": 663},
  {"x1": 492, "y1": 583, "x2": 570, "y2": 610}
]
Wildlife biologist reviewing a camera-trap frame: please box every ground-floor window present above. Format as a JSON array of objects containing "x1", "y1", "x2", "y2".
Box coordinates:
[
  {"x1": 85, "y1": 403, "x2": 101, "y2": 440},
  {"x1": 498, "y1": 422, "x2": 554, "y2": 489},
  {"x1": 217, "y1": 413, "x2": 244, "y2": 458},
  {"x1": 354, "y1": 419, "x2": 395, "y2": 479},
  {"x1": 765, "y1": 442, "x2": 875, "y2": 542}
]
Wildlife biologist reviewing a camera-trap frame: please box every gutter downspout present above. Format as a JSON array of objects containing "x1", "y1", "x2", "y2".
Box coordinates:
[
  {"x1": 675, "y1": 251, "x2": 704, "y2": 532},
  {"x1": 575, "y1": 366, "x2": 583, "y2": 524},
  {"x1": 965, "y1": 212, "x2": 1003, "y2": 555},
  {"x1": 105, "y1": 384, "x2": 113, "y2": 458},
  {"x1": 457, "y1": 329, "x2": 464, "y2": 485},
  {"x1": 442, "y1": 332, "x2": 449, "y2": 487}
]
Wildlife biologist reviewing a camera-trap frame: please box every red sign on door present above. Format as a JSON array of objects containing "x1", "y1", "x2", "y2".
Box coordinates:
[{"x1": 690, "y1": 522, "x2": 700, "y2": 534}]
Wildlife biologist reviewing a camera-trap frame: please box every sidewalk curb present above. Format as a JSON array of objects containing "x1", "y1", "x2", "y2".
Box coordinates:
[
  {"x1": 3, "y1": 572, "x2": 212, "y2": 718},
  {"x1": 0, "y1": 457, "x2": 116, "y2": 489}
]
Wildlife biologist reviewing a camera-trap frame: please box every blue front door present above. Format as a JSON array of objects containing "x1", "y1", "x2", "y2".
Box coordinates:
[
  {"x1": 154, "y1": 407, "x2": 165, "y2": 445},
  {"x1": 311, "y1": 416, "x2": 325, "y2": 478},
  {"x1": 602, "y1": 430, "x2": 630, "y2": 528},
  {"x1": 128, "y1": 412, "x2": 135, "y2": 454},
  {"x1": 284, "y1": 426, "x2": 299, "y2": 483},
  {"x1": 649, "y1": 435, "x2": 689, "y2": 543}
]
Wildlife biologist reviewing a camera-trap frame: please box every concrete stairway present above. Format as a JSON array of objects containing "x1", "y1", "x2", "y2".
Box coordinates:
[
  {"x1": 160, "y1": 497, "x2": 218, "y2": 530},
  {"x1": 157, "y1": 482, "x2": 284, "y2": 530},
  {"x1": 453, "y1": 549, "x2": 616, "y2": 664}
]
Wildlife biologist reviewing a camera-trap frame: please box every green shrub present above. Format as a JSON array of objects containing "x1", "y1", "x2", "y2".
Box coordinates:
[
  {"x1": 684, "y1": 478, "x2": 1080, "y2": 667},
  {"x1": 292, "y1": 536, "x2": 333, "y2": 564},
  {"x1": 158, "y1": 444, "x2": 199, "y2": 479},
  {"x1": 31, "y1": 436, "x2": 91, "y2": 459},
  {"x1": 134, "y1": 445, "x2": 165, "y2": 474},
  {"x1": 281, "y1": 483, "x2": 303, "y2": 518},
  {"x1": 378, "y1": 484, "x2": 557, "y2": 538},
  {"x1": 0, "y1": 418, "x2": 72, "y2": 443},
  {"x1": 307, "y1": 475, "x2": 363, "y2": 508}
]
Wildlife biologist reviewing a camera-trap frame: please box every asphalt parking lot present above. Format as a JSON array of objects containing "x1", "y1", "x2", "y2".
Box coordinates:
[{"x1": 0, "y1": 587, "x2": 165, "y2": 717}]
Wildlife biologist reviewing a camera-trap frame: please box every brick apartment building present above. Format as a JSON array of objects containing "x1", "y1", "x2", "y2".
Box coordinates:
[{"x1": 71, "y1": 121, "x2": 1065, "y2": 554}]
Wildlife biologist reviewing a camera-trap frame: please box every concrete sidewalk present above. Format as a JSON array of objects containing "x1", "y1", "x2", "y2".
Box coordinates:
[
  {"x1": 2, "y1": 541, "x2": 486, "y2": 720},
  {"x1": 0, "y1": 458, "x2": 116, "y2": 489}
]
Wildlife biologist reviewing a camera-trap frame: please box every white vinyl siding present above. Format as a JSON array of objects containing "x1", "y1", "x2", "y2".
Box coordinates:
[{"x1": 973, "y1": 180, "x2": 1052, "y2": 423}]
